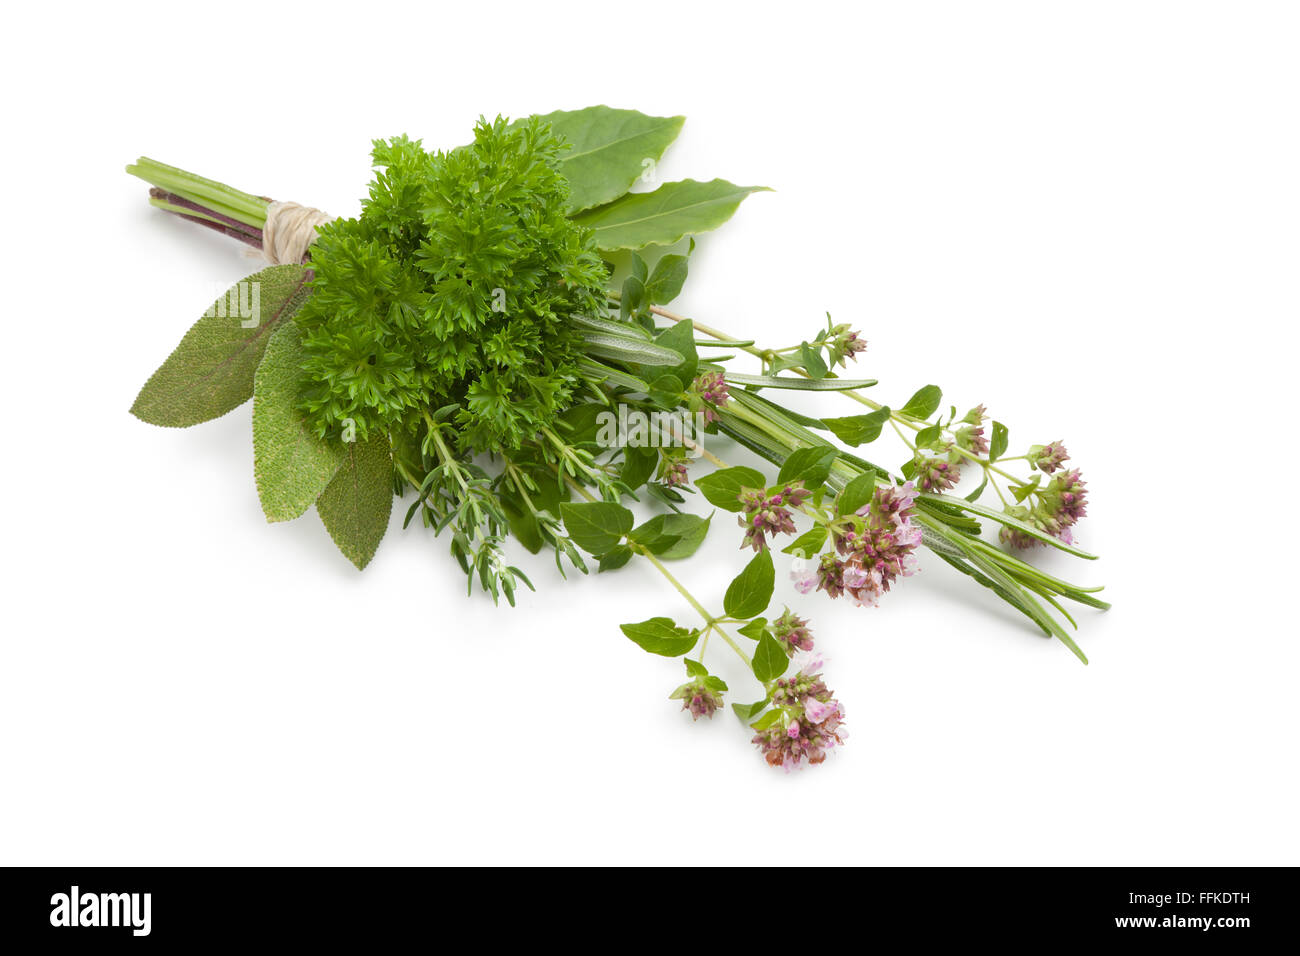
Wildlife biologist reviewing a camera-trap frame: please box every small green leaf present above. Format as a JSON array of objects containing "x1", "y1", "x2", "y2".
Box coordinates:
[
  {"x1": 800, "y1": 342, "x2": 828, "y2": 380},
  {"x1": 777, "y1": 445, "x2": 838, "y2": 489},
  {"x1": 696, "y1": 466, "x2": 765, "y2": 512},
  {"x1": 645, "y1": 251, "x2": 690, "y2": 305},
  {"x1": 684, "y1": 658, "x2": 708, "y2": 678},
  {"x1": 990, "y1": 421, "x2": 1009, "y2": 461},
  {"x1": 652, "y1": 319, "x2": 698, "y2": 384},
  {"x1": 620, "y1": 617, "x2": 700, "y2": 657},
  {"x1": 750, "y1": 708, "x2": 784, "y2": 731},
  {"x1": 782, "y1": 525, "x2": 828, "y2": 558},
  {"x1": 598, "y1": 545, "x2": 634, "y2": 572},
  {"x1": 131, "y1": 264, "x2": 311, "y2": 427},
  {"x1": 620, "y1": 445, "x2": 657, "y2": 490},
  {"x1": 628, "y1": 512, "x2": 708, "y2": 556},
  {"x1": 732, "y1": 699, "x2": 768, "y2": 722},
  {"x1": 965, "y1": 470, "x2": 990, "y2": 502},
  {"x1": 629, "y1": 252, "x2": 648, "y2": 284},
  {"x1": 724, "y1": 549, "x2": 774, "y2": 620},
  {"x1": 573, "y1": 178, "x2": 771, "y2": 251},
  {"x1": 647, "y1": 373, "x2": 685, "y2": 409},
  {"x1": 703, "y1": 675, "x2": 728, "y2": 693},
  {"x1": 658, "y1": 513, "x2": 712, "y2": 560},
  {"x1": 822, "y1": 407, "x2": 891, "y2": 446},
  {"x1": 899, "y1": 385, "x2": 943, "y2": 420},
  {"x1": 915, "y1": 423, "x2": 943, "y2": 450},
  {"x1": 736, "y1": 617, "x2": 768, "y2": 641},
  {"x1": 252, "y1": 323, "x2": 346, "y2": 522},
  {"x1": 752, "y1": 633, "x2": 790, "y2": 683},
  {"x1": 316, "y1": 432, "x2": 393, "y2": 570},
  {"x1": 836, "y1": 471, "x2": 877, "y2": 515},
  {"x1": 560, "y1": 501, "x2": 635, "y2": 555},
  {"x1": 1010, "y1": 475, "x2": 1040, "y2": 503},
  {"x1": 619, "y1": 274, "x2": 646, "y2": 321}
]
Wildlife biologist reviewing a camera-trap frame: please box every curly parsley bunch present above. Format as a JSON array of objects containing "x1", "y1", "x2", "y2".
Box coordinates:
[{"x1": 295, "y1": 117, "x2": 608, "y2": 453}]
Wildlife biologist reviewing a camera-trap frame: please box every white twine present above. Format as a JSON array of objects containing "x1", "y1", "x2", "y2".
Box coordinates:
[{"x1": 262, "y1": 201, "x2": 335, "y2": 265}]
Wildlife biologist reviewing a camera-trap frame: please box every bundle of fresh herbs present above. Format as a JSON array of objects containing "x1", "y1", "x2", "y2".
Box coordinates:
[{"x1": 127, "y1": 106, "x2": 1106, "y2": 770}]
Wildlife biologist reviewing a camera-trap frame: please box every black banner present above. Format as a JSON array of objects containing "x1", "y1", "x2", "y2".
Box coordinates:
[{"x1": 0, "y1": 867, "x2": 1286, "y2": 945}]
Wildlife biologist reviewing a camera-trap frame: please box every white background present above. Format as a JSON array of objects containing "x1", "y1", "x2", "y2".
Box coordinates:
[{"x1": 2, "y1": 1, "x2": 1296, "y2": 865}]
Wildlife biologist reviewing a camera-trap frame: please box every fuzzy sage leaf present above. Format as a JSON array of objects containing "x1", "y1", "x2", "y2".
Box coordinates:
[
  {"x1": 316, "y1": 432, "x2": 394, "y2": 570},
  {"x1": 131, "y1": 264, "x2": 311, "y2": 427},
  {"x1": 252, "y1": 323, "x2": 347, "y2": 522}
]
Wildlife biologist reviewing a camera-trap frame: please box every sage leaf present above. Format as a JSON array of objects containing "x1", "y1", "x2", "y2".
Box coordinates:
[
  {"x1": 535, "y1": 106, "x2": 685, "y2": 213},
  {"x1": 724, "y1": 549, "x2": 774, "y2": 620},
  {"x1": 130, "y1": 264, "x2": 311, "y2": 427},
  {"x1": 696, "y1": 466, "x2": 765, "y2": 512},
  {"x1": 620, "y1": 617, "x2": 699, "y2": 657},
  {"x1": 752, "y1": 633, "x2": 790, "y2": 683},
  {"x1": 822, "y1": 407, "x2": 891, "y2": 446},
  {"x1": 316, "y1": 432, "x2": 393, "y2": 570},
  {"x1": 252, "y1": 323, "x2": 347, "y2": 522},
  {"x1": 573, "y1": 179, "x2": 770, "y2": 251},
  {"x1": 559, "y1": 501, "x2": 634, "y2": 555}
]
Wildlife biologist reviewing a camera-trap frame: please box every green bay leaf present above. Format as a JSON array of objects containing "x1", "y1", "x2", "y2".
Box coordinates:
[
  {"x1": 534, "y1": 106, "x2": 685, "y2": 214},
  {"x1": 253, "y1": 323, "x2": 347, "y2": 522},
  {"x1": 130, "y1": 264, "x2": 311, "y2": 427},
  {"x1": 573, "y1": 179, "x2": 771, "y2": 251}
]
